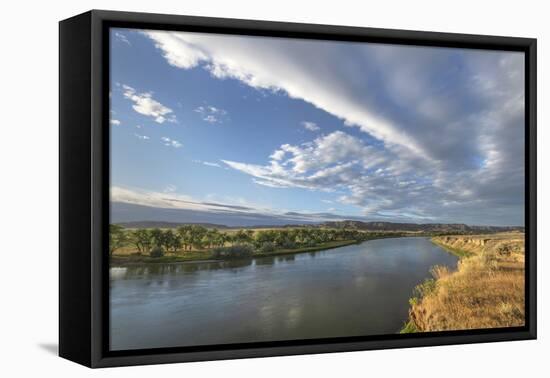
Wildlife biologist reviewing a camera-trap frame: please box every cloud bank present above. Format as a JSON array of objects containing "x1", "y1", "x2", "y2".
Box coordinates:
[{"x1": 111, "y1": 186, "x2": 350, "y2": 225}]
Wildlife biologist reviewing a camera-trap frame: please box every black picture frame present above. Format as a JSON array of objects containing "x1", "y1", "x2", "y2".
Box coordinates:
[{"x1": 59, "y1": 9, "x2": 537, "y2": 368}]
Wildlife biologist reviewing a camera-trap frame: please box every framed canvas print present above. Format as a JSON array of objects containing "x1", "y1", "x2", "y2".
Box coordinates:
[{"x1": 59, "y1": 10, "x2": 537, "y2": 368}]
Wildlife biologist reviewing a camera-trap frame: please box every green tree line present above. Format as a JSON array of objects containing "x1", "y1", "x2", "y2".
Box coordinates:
[{"x1": 109, "y1": 224, "x2": 379, "y2": 258}]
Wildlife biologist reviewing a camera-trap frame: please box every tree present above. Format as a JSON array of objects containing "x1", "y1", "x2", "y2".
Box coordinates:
[
  {"x1": 189, "y1": 225, "x2": 207, "y2": 250},
  {"x1": 274, "y1": 230, "x2": 290, "y2": 247},
  {"x1": 203, "y1": 229, "x2": 220, "y2": 249},
  {"x1": 109, "y1": 224, "x2": 128, "y2": 256},
  {"x1": 150, "y1": 245, "x2": 165, "y2": 258},
  {"x1": 254, "y1": 230, "x2": 277, "y2": 248},
  {"x1": 176, "y1": 226, "x2": 192, "y2": 251},
  {"x1": 149, "y1": 228, "x2": 165, "y2": 247},
  {"x1": 163, "y1": 229, "x2": 182, "y2": 252},
  {"x1": 131, "y1": 229, "x2": 152, "y2": 254},
  {"x1": 234, "y1": 229, "x2": 253, "y2": 245},
  {"x1": 210, "y1": 229, "x2": 229, "y2": 248}
]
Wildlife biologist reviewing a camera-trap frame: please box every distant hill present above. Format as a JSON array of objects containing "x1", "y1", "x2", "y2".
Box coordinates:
[
  {"x1": 116, "y1": 221, "x2": 231, "y2": 229},
  {"x1": 111, "y1": 202, "x2": 523, "y2": 232},
  {"x1": 319, "y1": 220, "x2": 524, "y2": 233},
  {"x1": 115, "y1": 219, "x2": 524, "y2": 233}
]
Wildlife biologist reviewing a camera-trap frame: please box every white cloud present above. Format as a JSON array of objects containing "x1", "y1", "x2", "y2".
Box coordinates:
[
  {"x1": 112, "y1": 186, "x2": 195, "y2": 210},
  {"x1": 193, "y1": 159, "x2": 221, "y2": 168},
  {"x1": 144, "y1": 30, "x2": 429, "y2": 159},
  {"x1": 161, "y1": 136, "x2": 182, "y2": 148},
  {"x1": 111, "y1": 186, "x2": 252, "y2": 213},
  {"x1": 134, "y1": 133, "x2": 150, "y2": 140},
  {"x1": 251, "y1": 179, "x2": 290, "y2": 188},
  {"x1": 122, "y1": 84, "x2": 176, "y2": 124},
  {"x1": 164, "y1": 184, "x2": 177, "y2": 193},
  {"x1": 145, "y1": 30, "x2": 206, "y2": 69},
  {"x1": 204, "y1": 115, "x2": 217, "y2": 123},
  {"x1": 141, "y1": 30, "x2": 525, "y2": 225},
  {"x1": 110, "y1": 119, "x2": 121, "y2": 126},
  {"x1": 269, "y1": 150, "x2": 285, "y2": 161},
  {"x1": 114, "y1": 31, "x2": 131, "y2": 45},
  {"x1": 302, "y1": 121, "x2": 320, "y2": 131},
  {"x1": 111, "y1": 186, "x2": 349, "y2": 223},
  {"x1": 194, "y1": 105, "x2": 227, "y2": 124},
  {"x1": 223, "y1": 131, "x2": 386, "y2": 192}
]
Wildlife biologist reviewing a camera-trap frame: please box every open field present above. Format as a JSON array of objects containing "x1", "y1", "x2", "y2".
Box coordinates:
[{"x1": 402, "y1": 232, "x2": 525, "y2": 332}]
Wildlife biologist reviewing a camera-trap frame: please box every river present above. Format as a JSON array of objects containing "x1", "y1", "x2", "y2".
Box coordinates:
[{"x1": 110, "y1": 237, "x2": 458, "y2": 350}]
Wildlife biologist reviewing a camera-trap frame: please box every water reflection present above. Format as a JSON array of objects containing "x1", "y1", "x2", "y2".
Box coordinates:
[
  {"x1": 111, "y1": 255, "x2": 303, "y2": 280},
  {"x1": 110, "y1": 237, "x2": 458, "y2": 351},
  {"x1": 255, "y1": 256, "x2": 275, "y2": 266},
  {"x1": 109, "y1": 267, "x2": 128, "y2": 279},
  {"x1": 113, "y1": 259, "x2": 257, "y2": 278},
  {"x1": 277, "y1": 255, "x2": 295, "y2": 263}
]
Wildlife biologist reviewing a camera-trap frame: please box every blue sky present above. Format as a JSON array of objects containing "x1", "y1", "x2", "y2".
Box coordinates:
[{"x1": 110, "y1": 28, "x2": 525, "y2": 226}]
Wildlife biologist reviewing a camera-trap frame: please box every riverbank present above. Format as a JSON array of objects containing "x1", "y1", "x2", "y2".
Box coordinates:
[
  {"x1": 402, "y1": 232, "x2": 525, "y2": 333},
  {"x1": 110, "y1": 239, "x2": 360, "y2": 265}
]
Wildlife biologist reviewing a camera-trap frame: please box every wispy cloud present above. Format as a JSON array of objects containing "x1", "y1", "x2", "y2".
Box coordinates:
[
  {"x1": 164, "y1": 184, "x2": 177, "y2": 193},
  {"x1": 193, "y1": 159, "x2": 221, "y2": 168},
  {"x1": 302, "y1": 121, "x2": 320, "y2": 131},
  {"x1": 111, "y1": 186, "x2": 351, "y2": 223},
  {"x1": 114, "y1": 32, "x2": 131, "y2": 45},
  {"x1": 194, "y1": 105, "x2": 227, "y2": 124},
  {"x1": 222, "y1": 131, "x2": 387, "y2": 192},
  {"x1": 122, "y1": 84, "x2": 176, "y2": 124},
  {"x1": 134, "y1": 133, "x2": 150, "y2": 140},
  {"x1": 161, "y1": 136, "x2": 182, "y2": 148}
]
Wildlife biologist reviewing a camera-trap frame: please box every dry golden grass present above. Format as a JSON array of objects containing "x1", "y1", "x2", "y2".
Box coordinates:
[{"x1": 406, "y1": 232, "x2": 525, "y2": 332}]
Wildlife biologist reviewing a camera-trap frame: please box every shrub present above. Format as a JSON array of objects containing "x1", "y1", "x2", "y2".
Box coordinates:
[
  {"x1": 150, "y1": 245, "x2": 165, "y2": 258},
  {"x1": 430, "y1": 265, "x2": 451, "y2": 280},
  {"x1": 281, "y1": 240, "x2": 297, "y2": 249},
  {"x1": 259, "y1": 241, "x2": 276, "y2": 253},
  {"x1": 413, "y1": 278, "x2": 437, "y2": 298},
  {"x1": 211, "y1": 244, "x2": 254, "y2": 259},
  {"x1": 400, "y1": 321, "x2": 419, "y2": 334}
]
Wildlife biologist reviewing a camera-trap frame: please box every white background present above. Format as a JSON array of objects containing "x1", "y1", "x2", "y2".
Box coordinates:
[{"x1": 0, "y1": 0, "x2": 547, "y2": 376}]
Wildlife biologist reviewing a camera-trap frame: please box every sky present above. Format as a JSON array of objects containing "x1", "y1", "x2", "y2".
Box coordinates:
[{"x1": 109, "y1": 28, "x2": 525, "y2": 227}]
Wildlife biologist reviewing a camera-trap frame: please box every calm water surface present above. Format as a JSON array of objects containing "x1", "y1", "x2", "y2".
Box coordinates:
[{"x1": 110, "y1": 237, "x2": 457, "y2": 350}]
